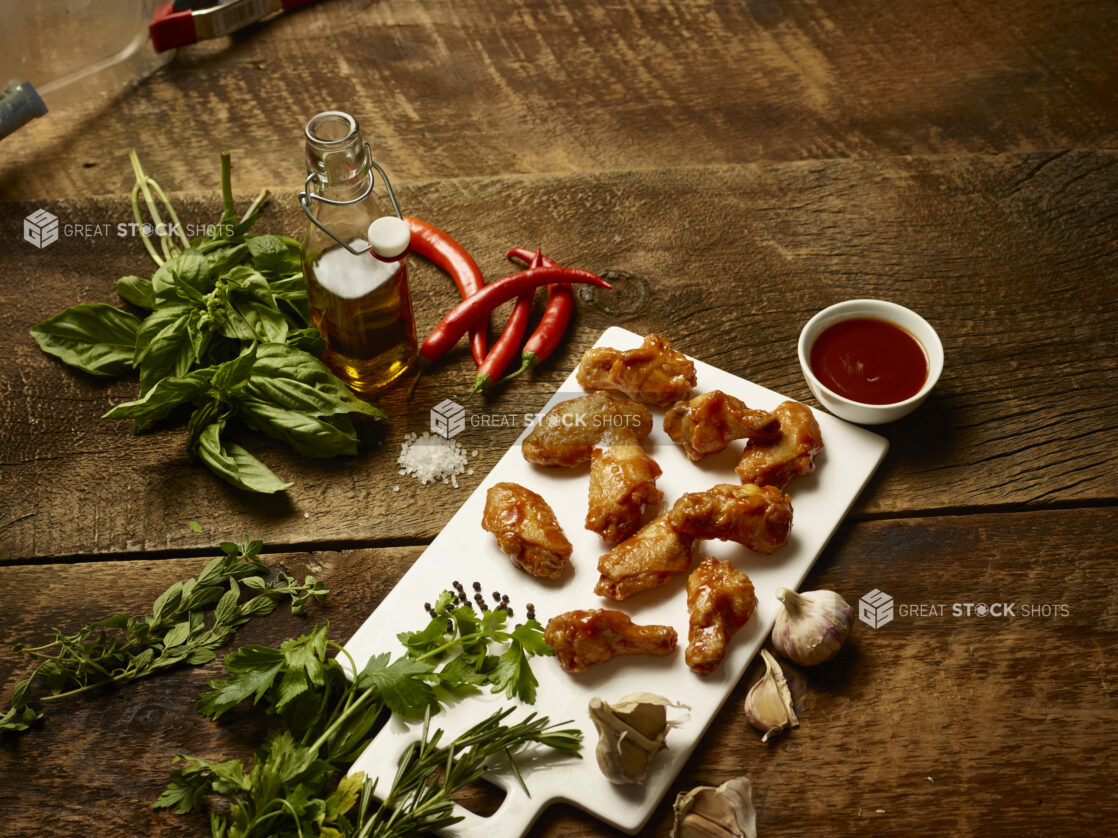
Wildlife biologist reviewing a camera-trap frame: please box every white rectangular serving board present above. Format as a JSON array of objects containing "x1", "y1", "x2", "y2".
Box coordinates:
[{"x1": 344, "y1": 326, "x2": 888, "y2": 837}]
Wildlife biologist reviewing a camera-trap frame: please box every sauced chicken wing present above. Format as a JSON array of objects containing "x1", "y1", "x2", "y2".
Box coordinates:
[
  {"x1": 685, "y1": 557, "x2": 758, "y2": 675},
  {"x1": 669, "y1": 483, "x2": 792, "y2": 554},
  {"x1": 482, "y1": 482, "x2": 572, "y2": 579},
  {"x1": 595, "y1": 513, "x2": 695, "y2": 600},
  {"x1": 544, "y1": 608, "x2": 678, "y2": 673},
  {"x1": 576, "y1": 334, "x2": 697, "y2": 407},
  {"x1": 522, "y1": 393, "x2": 653, "y2": 468},
  {"x1": 663, "y1": 390, "x2": 778, "y2": 461},
  {"x1": 735, "y1": 400, "x2": 823, "y2": 489},
  {"x1": 586, "y1": 426, "x2": 664, "y2": 543}
]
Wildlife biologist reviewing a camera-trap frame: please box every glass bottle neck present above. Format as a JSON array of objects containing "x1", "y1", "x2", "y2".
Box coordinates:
[{"x1": 305, "y1": 111, "x2": 371, "y2": 200}]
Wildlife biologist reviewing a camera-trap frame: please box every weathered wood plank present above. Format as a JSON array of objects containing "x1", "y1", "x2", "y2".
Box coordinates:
[
  {"x1": 1, "y1": 508, "x2": 1113, "y2": 836},
  {"x1": 1, "y1": 0, "x2": 1115, "y2": 200},
  {"x1": 1, "y1": 152, "x2": 1115, "y2": 560}
]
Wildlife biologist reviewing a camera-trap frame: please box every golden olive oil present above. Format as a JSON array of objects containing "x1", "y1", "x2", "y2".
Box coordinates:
[{"x1": 304, "y1": 243, "x2": 416, "y2": 392}]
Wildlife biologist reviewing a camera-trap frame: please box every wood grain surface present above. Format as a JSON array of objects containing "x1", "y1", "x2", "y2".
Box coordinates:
[
  {"x1": 1, "y1": 508, "x2": 1113, "y2": 837},
  {"x1": 1, "y1": 0, "x2": 1116, "y2": 201},
  {"x1": 2, "y1": 151, "x2": 1115, "y2": 560},
  {"x1": 2, "y1": 0, "x2": 1115, "y2": 834}
]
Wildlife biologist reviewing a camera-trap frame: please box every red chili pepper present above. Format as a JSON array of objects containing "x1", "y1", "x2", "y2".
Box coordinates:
[
  {"x1": 404, "y1": 216, "x2": 488, "y2": 367},
  {"x1": 506, "y1": 246, "x2": 561, "y2": 269},
  {"x1": 500, "y1": 248, "x2": 576, "y2": 382},
  {"x1": 420, "y1": 267, "x2": 611, "y2": 365},
  {"x1": 465, "y1": 250, "x2": 542, "y2": 399}
]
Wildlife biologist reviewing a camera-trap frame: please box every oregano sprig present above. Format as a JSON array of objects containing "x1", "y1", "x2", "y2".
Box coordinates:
[{"x1": 0, "y1": 537, "x2": 326, "y2": 734}]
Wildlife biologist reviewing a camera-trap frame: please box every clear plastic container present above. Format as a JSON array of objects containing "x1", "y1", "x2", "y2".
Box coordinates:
[{"x1": 0, "y1": 0, "x2": 173, "y2": 139}]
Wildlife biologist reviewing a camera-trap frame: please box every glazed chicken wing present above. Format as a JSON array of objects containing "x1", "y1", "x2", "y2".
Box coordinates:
[
  {"x1": 523, "y1": 393, "x2": 653, "y2": 468},
  {"x1": 735, "y1": 400, "x2": 823, "y2": 489},
  {"x1": 663, "y1": 390, "x2": 779, "y2": 461},
  {"x1": 576, "y1": 334, "x2": 697, "y2": 407},
  {"x1": 544, "y1": 608, "x2": 678, "y2": 673},
  {"x1": 595, "y1": 513, "x2": 695, "y2": 600},
  {"x1": 669, "y1": 483, "x2": 792, "y2": 554},
  {"x1": 685, "y1": 557, "x2": 758, "y2": 675},
  {"x1": 586, "y1": 426, "x2": 664, "y2": 543},
  {"x1": 482, "y1": 482, "x2": 572, "y2": 579}
]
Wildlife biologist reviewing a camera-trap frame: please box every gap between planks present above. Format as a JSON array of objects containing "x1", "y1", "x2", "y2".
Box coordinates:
[
  {"x1": 1, "y1": 499, "x2": 1114, "y2": 569},
  {"x1": 6, "y1": 147, "x2": 1106, "y2": 210}
]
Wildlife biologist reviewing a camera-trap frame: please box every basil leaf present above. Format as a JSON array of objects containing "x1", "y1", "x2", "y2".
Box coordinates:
[
  {"x1": 117, "y1": 275, "x2": 156, "y2": 309},
  {"x1": 103, "y1": 368, "x2": 215, "y2": 431},
  {"x1": 134, "y1": 304, "x2": 191, "y2": 366},
  {"x1": 152, "y1": 249, "x2": 214, "y2": 306},
  {"x1": 197, "y1": 420, "x2": 291, "y2": 494},
  {"x1": 30, "y1": 303, "x2": 141, "y2": 377},
  {"x1": 268, "y1": 274, "x2": 305, "y2": 295},
  {"x1": 138, "y1": 321, "x2": 195, "y2": 395},
  {"x1": 226, "y1": 268, "x2": 288, "y2": 344},
  {"x1": 240, "y1": 376, "x2": 348, "y2": 416},
  {"x1": 245, "y1": 235, "x2": 292, "y2": 273},
  {"x1": 212, "y1": 284, "x2": 256, "y2": 342},
  {"x1": 212, "y1": 344, "x2": 257, "y2": 394},
  {"x1": 173, "y1": 273, "x2": 206, "y2": 305},
  {"x1": 209, "y1": 243, "x2": 251, "y2": 276},
  {"x1": 286, "y1": 327, "x2": 325, "y2": 357},
  {"x1": 270, "y1": 273, "x2": 311, "y2": 327},
  {"x1": 236, "y1": 397, "x2": 359, "y2": 458},
  {"x1": 186, "y1": 309, "x2": 214, "y2": 364},
  {"x1": 186, "y1": 400, "x2": 226, "y2": 452},
  {"x1": 249, "y1": 343, "x2": 384, "y2": 418}
]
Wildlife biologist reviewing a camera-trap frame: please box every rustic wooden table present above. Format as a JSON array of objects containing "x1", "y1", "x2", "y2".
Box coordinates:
[{"x1": 1, "y1": 1, "x2": 1116, "y2": 836}]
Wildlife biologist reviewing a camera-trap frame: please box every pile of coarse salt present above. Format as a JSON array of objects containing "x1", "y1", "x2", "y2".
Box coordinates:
[{"x1": 396, "y1": 432, "x2": 478, "y2": 488}]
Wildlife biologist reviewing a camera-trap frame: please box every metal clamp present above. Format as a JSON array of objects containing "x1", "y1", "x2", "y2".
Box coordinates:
[{"x1": 297, "y1": 143, "x2": 403, "y2": 256}]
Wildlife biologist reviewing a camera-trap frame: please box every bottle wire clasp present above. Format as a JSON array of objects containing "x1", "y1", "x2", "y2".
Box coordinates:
[{"x1": 297, "y1": 143, "x2": 402, "y2": 256}]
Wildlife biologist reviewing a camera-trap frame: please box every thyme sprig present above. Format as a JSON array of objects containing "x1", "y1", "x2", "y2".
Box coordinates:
[{"x1": 0, "y1": 538, "x2": 326, "y2": 734}]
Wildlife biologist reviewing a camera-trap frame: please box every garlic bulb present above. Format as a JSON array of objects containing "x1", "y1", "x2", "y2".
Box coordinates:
[
  {"x1": 770, "y1": 586, "x2": 854, "y2": 666},
  {"x1": 589, "y1": 692, "x2": 689, "y2": 784},
  {"x1": 671, "y1": 776, "x2": 756, "y2": 838},
  {"x1": 744, "y1": 649, "x2": 797, "y2": 742}
]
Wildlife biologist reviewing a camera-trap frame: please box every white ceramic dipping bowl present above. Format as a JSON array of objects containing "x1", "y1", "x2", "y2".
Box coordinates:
[{"x1": 797, "y1": 299, "x2": 944, "y2": 425}]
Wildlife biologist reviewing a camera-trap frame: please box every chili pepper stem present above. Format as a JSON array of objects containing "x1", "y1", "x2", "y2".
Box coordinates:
[
  {"x1": 497, "y1": 354, "x2": 539, "y2": 384},
  {"x1": 463, "y1": 374, "x2": 492, "y2": 402}
]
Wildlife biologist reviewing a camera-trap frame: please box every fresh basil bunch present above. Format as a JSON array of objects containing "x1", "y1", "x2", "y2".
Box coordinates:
[{"x1": 30, "y1": 152, "x2": 383, "y2": 493}]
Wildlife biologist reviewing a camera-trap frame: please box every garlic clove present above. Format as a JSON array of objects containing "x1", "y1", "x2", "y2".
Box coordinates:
[
  {"x1": 671, "y1": 776, "x2": 756, "y2": 838},
  {"x1": 770, "y1": 586, "x2": 854, "y2": 666},
  {"x1": 612, "y1": 694, "x2": 669, "y2": 739},
  {"x1": 589, "y1": 692, "x2": 689, "y2": 784},
  {"x1": 744, "y1": 649, "x2": 798, "y2": 742}
]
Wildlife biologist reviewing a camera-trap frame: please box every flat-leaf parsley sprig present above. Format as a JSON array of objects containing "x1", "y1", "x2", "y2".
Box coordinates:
[
  {"x1": 156, "y1": 591, "x2": 566, "y2": 836},
  {"x1": 397, "y1": 588, "x2": 554, "y2": 705},
  {"x1": 0, "y1": 538, "x2": 326, "y2": 734}
]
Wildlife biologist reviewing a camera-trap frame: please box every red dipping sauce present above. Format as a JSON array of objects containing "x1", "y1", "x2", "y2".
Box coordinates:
[{"x1": 809, "y1": 318, "x2": 928, "y2": 405}]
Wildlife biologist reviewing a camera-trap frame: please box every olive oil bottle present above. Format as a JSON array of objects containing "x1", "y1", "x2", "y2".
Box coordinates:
[{"x1": 300, "y1": 111, "x2": 416, "y2": 393}]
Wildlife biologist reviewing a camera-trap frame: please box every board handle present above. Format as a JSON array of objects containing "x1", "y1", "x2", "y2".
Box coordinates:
[{"x1": 444, "y1": 783, "x2": 551, "y2": 838}]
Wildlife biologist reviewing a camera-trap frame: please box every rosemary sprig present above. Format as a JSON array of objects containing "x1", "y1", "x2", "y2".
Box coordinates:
[
  {"x1": 0, "y1": 537, "x2": 326, "y2": 734},
  {"x1": 351, "y1": 707, "x2": 582, "y2": 838}
]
